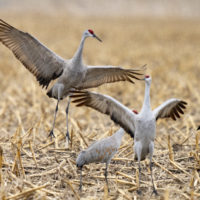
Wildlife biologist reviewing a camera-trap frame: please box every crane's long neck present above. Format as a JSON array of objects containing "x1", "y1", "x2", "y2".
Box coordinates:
[
  {"x1": 72, "y1": 36, "x2": 86, "y2": 65},
  {"x1": 141, "y1": 81, "x2": 151, "y2": 112}
]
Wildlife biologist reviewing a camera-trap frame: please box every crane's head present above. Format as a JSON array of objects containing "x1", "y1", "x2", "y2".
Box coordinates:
[
  {"x1": 132, "y1": 110, "x2": 138, "y2": 114},
  {"x1": 76, "y1": 150, "x2": 87, "y2": 168},
  {"x1": 144, "y1": 75, "x2": 152, "y2": 85},
  {"x1": 83, "y1": 29, "x2": 102, "y2": 42}
]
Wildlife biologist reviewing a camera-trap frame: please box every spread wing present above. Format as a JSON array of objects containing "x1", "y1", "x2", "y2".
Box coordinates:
[
  {"x1": 0, "y1": 19, "x2": 65, "y2": 88},
  {"x1": 70, "y1": 90, "x2": 136, "y2": 138},
  {"x1": 153, "y1": 98, "x2": 187, "y2": 121},
  {"x1": 75, "y1": 65, "x2": 146, "y2": 89}
]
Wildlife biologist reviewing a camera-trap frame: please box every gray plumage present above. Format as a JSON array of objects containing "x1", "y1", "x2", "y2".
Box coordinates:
[
  {"x1": 71, "y1": 75, "x2": 187, "y2": 194},
  {"x1": 76, "y1": 128, "x2": 124, "y2": 191},
  {"x1": 0, "y1": 19, "x2": 145, "y2": 139}
]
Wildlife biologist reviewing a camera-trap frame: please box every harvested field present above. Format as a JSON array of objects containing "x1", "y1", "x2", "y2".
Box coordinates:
[{"x1": 0, "y1": 14, "x2": 200, "y2": 199}]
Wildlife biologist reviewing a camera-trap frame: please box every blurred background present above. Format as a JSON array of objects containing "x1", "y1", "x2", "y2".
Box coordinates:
[
  {"x1": 0, "y1": 1, "x2": 200, "y2": 199},
  {"x1": 1, "y1": 0, "x2": 200, "y2": 18}
]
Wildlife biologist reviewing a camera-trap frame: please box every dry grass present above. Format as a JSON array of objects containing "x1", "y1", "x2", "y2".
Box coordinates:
[{"x1": 0, "y1": 14, "x2": 200, "y2": 199}]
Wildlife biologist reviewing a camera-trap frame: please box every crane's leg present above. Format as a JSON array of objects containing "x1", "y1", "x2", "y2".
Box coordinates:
[
  {"x1": 48, "y1": 99, "x2": 60, "y2": 138},
  {"x1": 149, "y1": 142, "x2": 158, "y2": 195},
  {"x1": 104, "y1": 162, "x2": 110, "y2": 192},
  {"x1": 79, "y1": 167, "x2": 83, "y2": 191},
  {"x1": 134, "y1": 142, "x2": 142, "y2": 194},
  {"x1": 137, "y1": 160, "x2": 142, "y2": 195},
  {"x1": 65, "y1": 97, "x2": 71, "y2": 142}
]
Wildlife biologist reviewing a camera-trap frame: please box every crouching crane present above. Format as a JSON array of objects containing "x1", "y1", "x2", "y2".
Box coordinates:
[{"x1": 76, "y1": 127, "x2": 125, "y2": 191}]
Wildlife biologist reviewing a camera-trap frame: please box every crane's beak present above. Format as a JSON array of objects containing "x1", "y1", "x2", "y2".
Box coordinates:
[{"x1": 93, "y1": 34, "x2": 102, "y2": 42}]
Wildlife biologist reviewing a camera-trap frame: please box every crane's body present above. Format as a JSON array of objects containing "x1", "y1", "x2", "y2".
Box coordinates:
[
  {"x1": 71, "y1": 75, "x2": 187, "y2": 194},
  {"x1": 76, "y1": 128, "x2": 124, "y2": 191},
  {"x1": 0, "y1": 19, "x2": 145, "y2": 140},
  {"x1": 134, "y1": 112, "x2": 156, "y2": 161}
]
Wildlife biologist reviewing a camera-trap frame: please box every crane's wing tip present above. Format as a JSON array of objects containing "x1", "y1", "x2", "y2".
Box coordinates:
[{"x1": 181, "y1": 101, "x2": 187, "y2": 105}]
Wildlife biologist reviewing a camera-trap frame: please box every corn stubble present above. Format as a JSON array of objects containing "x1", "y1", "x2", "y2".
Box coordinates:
[{"x1": 0, "y1": 14, "x2": 200, "y2": 199}]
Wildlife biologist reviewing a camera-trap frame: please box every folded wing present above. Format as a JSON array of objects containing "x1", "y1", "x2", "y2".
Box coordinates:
[
  {"x1": 70, "y1": 90, "x2": 136, "y2": 138},
  {"x1": 153, "y1": 98, "x2": 187, "y2": 121},
  {"x1": 0, "y1": 19, "x2": 65, "y2": 88}
]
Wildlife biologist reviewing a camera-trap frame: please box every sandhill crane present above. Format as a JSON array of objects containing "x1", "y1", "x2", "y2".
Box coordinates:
[
  {"x1": 0, "y1": 19, "x2": 145, "y2": 140},
  {"x1": 70, "y1": 75, "x2": 187, "y2": 194},
  {"x1": 77, "y1": 109, "x2": 138, "y2": 191},
  {"x1": 76, "y1": 127, "x2": 124, "y2": 191}
]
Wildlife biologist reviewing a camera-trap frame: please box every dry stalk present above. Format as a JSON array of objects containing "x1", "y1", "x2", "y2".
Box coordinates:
[
  {"x1": 189, "y1": 116, "x2": 196, "y2": 130},
  {"x1": 30, "y1": 168, "x2": 57, "y2": 177},
  {"x1": 173, "y1": 126, "x2": 187, "y2": 140},
  {"x1": 117, "y1": 189, "x2": 132, "y2": 200},
  {"x1": 179, "y1": 130, "x2": 194, "y2": 145},
  {"x1": 36, "y1": 134, "x2": 65, "y2": 151},
  {"x1": 169, "y1": 159, "x2": 191, "y2": 177},
  {"x1": 196, "y1": 131, "x2": 199, "y2": 151},
  {"x1": 163, "y1": 189, "x2": 169, "y2": 200},
  {"x1": 103, "y1": 182, "x2": 109, "y2": 199},
  {"x1": 67, "y1": 158, "x2": 77, "y2": 176},
  {"x1": 0, "y1": 146, "x2": 3, "y2": 184},
  {"x1": 128, "y1": 186, "x2": 137, "y2": 192},
  {"x1": 62, "y1": 179, "x2": 80, "y2": 200},
  {"x1": 23, "y1": 180, "x2": 59, "y2": 196},
  {"x1": 118, "y1": 145, "x2": 131, "y2": 156},
  {"x1": 5, "y1": 184, "x2": 49, "y2": 200},
  {"x1": 116, "y1": 179, "x2": 136, "y2": 186},
  {"x1": 124, "y1": 150, "x2": 134, "y2": 158},
  {"x1": 153, "y1": 159, "x2": 184, "y2": 183},
  {"x1": 17, "y1": 139, "x2": 25, "y2": 178},
  {"x1": 158, "y1": 188, "x2": 190, "y2": 199},
  {"x1": 116, "y1": 171, "x2": 136, "y2": 182},
  {"x1": 77, "y1": 131, "x2": 88, "y2": 147},
  {"x1": 155, "y1": 137, "x2": 166, "y2": 149},
  {"x1": 72, "y1": 180, "x2": 95, "y2": 186},
  {"x1": 193, "y1": 192, "x2": 200, "y2": 197},
  {"x1": 167, "y1": 135, "x2": 174, "y2": 161},
  {"x1": 28, "y1": 140, "x2": 38, "y2": 168}
]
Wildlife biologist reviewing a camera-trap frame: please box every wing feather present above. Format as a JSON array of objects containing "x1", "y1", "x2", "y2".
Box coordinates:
[
  {"x1": 153, "y1": 98, "x2": 187, "y2": 121},
  {"x1": 0, "y1": 19, "x2": 65, "y2": 88},
  {"x1": 70, "y1": 90, "x2": 136, "y2": 138},
  {"x1": 75, "y1": 65, "x2": 146, "y2": 89}
]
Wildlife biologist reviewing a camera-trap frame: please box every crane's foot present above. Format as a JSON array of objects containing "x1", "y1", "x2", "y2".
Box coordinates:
[
  {"x1": 79, "y1": 184, "x2": 82, "y2": 191},
  {"x1": 48, "y1": 129, "x2": 55, "y2": 138},
  {"x1": 66, "y1": 130, "x2": 71, "y2": 142},
  {"x1": 137, "y1": 189, "x2": 142, "y2": 195},
  {"x1": 152, "y1": 188, "x2": 158, "y2": 196}
]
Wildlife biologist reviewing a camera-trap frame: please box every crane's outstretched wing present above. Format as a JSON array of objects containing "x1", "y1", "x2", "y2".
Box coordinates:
[
  {"x1": 75, "y1": 65, "x2": 146, "y2": 89},
  {"x1": 70, "y1": 90, "x2": 136, "y2": 138},
  {"x1": 153, "y1": 98, "x2": 187, "y2": 121},
  {"x1": 0, "y1": 19, "x2": 65, "y2": 88}
]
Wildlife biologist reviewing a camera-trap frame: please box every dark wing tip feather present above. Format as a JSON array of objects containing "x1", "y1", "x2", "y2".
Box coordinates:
[
  {"x1": 181, "y1": 101, "x2": 187, "y2": 105},
  {"x1": 111, "y1": 114, "x2": 134, "y2": 138},
  {"x1": 179, "y1": 103, "x2": 186, "y2": 109}
]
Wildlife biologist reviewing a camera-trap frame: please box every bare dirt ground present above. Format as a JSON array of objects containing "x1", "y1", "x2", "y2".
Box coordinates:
[{"x1": 0, "y1": 14, "x2": 200, "y2": 199}]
